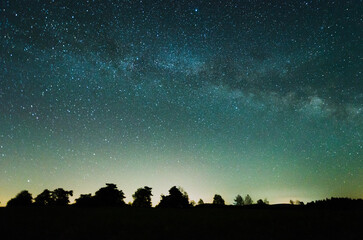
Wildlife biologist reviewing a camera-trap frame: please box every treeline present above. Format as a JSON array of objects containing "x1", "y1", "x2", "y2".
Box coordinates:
[
  {"x1": 4, "y1": 183, "x2": 363, "y2": 209},
  {"x1": 5, "y1": 183, "x2": 266, "y2": 208},
  {"x1": 306, "y1": 198, "x2": 363, "y2": 209}
]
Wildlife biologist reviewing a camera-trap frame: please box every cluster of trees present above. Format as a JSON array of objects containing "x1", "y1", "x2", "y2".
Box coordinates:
[
  {"x1": 5, "y1": 183, "x2": 266, "y2": 208},
  {"x1": 306, "y1": 197, "x2": 363, "y2": 209},
  {"x1": 7, "y1": 188, "x2": 73, "y2": 207},
  {"x1": 209, "y1": 193, "x2": 269, "y2": 206},
  {"x1": 74, "y1": 183, "x2": 127, "y2": 207},
  {"x1": 6, "y1": 185, "x2": 363, "y2": 209},
  {"x1": 232, "y1": 194, "x2": 269, "y2": 206},
  {"x1": 158, "y1": 186, "x2": 190, "y2": 208}
]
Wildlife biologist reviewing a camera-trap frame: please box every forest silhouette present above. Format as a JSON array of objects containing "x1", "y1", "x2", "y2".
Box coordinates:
[
  {"x1": 2, "y1": 183, "x2": 363, "y2": 240},
  {"x1": 4, "y1": 183, "x2": 363, "y2": 209}
]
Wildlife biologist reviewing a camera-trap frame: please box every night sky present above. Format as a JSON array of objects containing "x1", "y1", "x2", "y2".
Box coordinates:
[{"x1": 1, "y1": 0, "x2": 362, "y2": 206}]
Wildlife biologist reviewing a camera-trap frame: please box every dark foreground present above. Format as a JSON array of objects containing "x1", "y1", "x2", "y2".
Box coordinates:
[{"x1": 1, "y1": 206, "x2": 362, "y2": 240}]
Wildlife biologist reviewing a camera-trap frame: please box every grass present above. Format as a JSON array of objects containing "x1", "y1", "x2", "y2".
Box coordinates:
[{"x1": 1, "y1": 206, "x2": 362, "y2": 239}]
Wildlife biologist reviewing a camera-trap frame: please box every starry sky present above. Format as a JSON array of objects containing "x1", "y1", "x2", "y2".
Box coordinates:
[{"x1": 0, "y1": 0, "x2": 362, "y2": 206}]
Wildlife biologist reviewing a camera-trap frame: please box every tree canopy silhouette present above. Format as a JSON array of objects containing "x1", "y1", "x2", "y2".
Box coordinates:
[
  {"x1": 132, "y1": 186, "x2": 152, "y2": 207},
  {"x1": 75, "y1": 194, "x2": 94, "y2": 206},
  {"x1": 213, "y1": 194, "x2": 225, "y2": 205},
  {"x1": 307, "y1": 197, "x2": 363, "y2": 209},
  {"x1": 257, "y1": 199, "x2": 267, "y2": 205},
  {"x1": 52, "y1": 188, "x2": 73, "y2": 206},
  {"x1": 7, "y1": 190, "x2": 33, "y2": 207},
  {"x1": 94, "y1": 183, "x2": 125, "y2": 206},
  {"x1": 234, "y1": 194, "x2": 244, "y2": 206},
  {"x1": 157, "y1": 186, "x2": 190, "y2": 208},
  {"x1": 34, "y1": 189, "x2": 53, "y2": 206},
  {"x1": 244, "y1": 194, "x2": 253, "y2": 205},
  {"x1": 34, "y1": 188, "x2": 73, "y2": 206},
  {"x1": 198, "y1": 199, "x2": 204, "y2": 205}
]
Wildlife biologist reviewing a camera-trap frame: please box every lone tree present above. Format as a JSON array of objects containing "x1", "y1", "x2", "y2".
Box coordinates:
[
  {"x1": 52, "y1": 188, "x2": 73, "y2": 206},
  {"x1": 234, "y1": 194, "x2": 244, "y2": 206},
  {"x1": 34, "y1": 189, "x2": 53, "y2": 206},
  {"x1": 132, "y1": 186, "x2": 153, "y2": 207},
  {"x1": 198, "y1": 199, "x2": 204, "y2": 205},
  {"x1": 213, "y1": 194, "x2": 225, "y2": 205},
  {"x1": 244, "y1": 194, "x2": 253, "y2": 205},
  {"x1": 7, "y1": 190, "x2": 33, "y2": 207},
  {"x1": 157, "y1": 186, "x2": 190, "y2": 208},
  {"x1": 94, "y1": 183, "x2": 125, "y2": 206}
]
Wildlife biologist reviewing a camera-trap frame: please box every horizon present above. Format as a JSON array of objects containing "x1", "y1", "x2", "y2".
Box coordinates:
[
  {"x1": 1, "y1": 182, "x2": 362, "y2": 207},
  {"x1": 1, "y1": 0, "x2": 362, "y2": 207},
  {"x1": 0, "y1": 183, "x2": 322, "y2": 207}
]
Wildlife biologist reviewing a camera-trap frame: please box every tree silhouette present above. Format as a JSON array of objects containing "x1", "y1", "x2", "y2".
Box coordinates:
[
  {"x1": 52, "y1": 188, "x2": 73, "y2": 206},
  {"x1": 7, "y1": 190, "x2": 33, "y2": 207},
  {"x1": 34, "y1": 189, "x2": 53, "y2": 206},
  {"x1": 263, "y1": 198, "x2": 269, "y2": 205},
  {"x1": 157, "y1": 186, "x2": 190, "y2": 208},
  {"x1": 94, "y1": 183, "x2": 125, "y2": 206},
  {"x1": 198, "y1": 199, "x2": 204, "y2": 205},
  {"x1": 234, "y1": 194, "x2": 244, "y2": 206},
  {"x1": 213, "y1": 194, "x2": 225, "y2": 205},
  {"x1": 244, "y1": 194, "x2": 253, "y2": 205},
  {"x1": 75, "y1": 194, "x2": 94, "y2": 207},
  {"x1": 132, "y1": 186, "x2": 152, "y2": 207},
  {"x1": 307, "y1": 197, "x2": 363, "y2": 209},
  {"x1": 257, "y1": 199, "x2": 266, "y2": 205}
]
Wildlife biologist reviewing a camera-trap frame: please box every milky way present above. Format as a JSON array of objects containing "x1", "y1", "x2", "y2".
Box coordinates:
[{"x1": 1, "y1": 0, "x2": 362, "y2": 205}]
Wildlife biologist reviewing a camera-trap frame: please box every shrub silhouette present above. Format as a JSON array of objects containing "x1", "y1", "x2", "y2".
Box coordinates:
[
  {"x1": 7, "y1": 190, "x2": 33, "y2": 207},
  {"x1": 132, "y1": 186, "x2": 152, "y2": 207},
  {"x1": 94, "y1": 183, "x2": 125, "y2": 206},
  {"x1": 157, "y1": 186, "x2": 190, "y2": 208},
  {"x1": 213, "y1": 194, "x2": 225, "y2": 205},
  {"x1": 198, "y1": 199, "x2": 204, "y2": 205}
]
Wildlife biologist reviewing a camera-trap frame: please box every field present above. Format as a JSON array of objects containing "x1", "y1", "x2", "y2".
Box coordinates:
[{"x1": 1, "y1": 206, "x2": 362, "y2": 239}]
